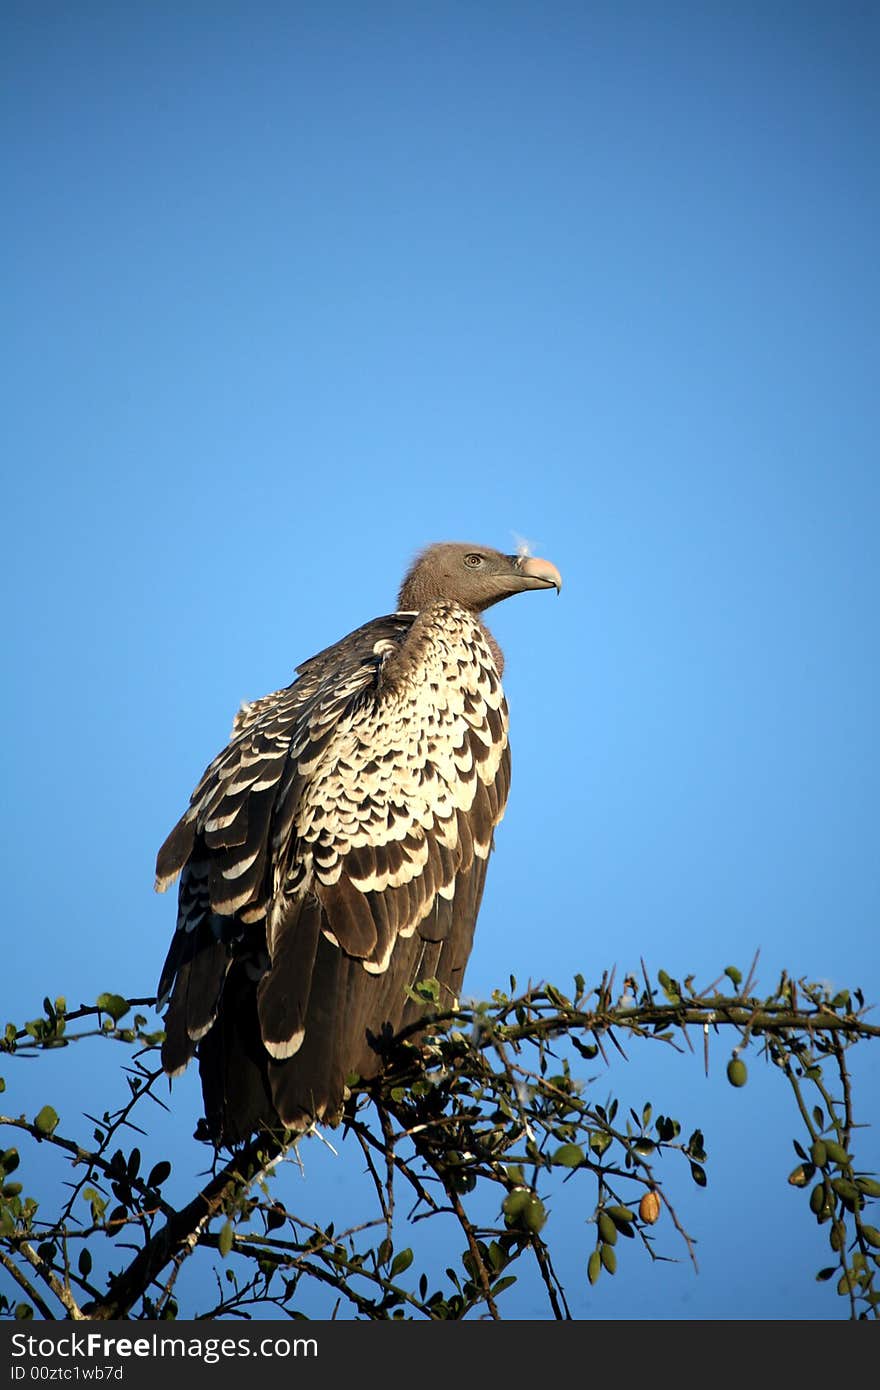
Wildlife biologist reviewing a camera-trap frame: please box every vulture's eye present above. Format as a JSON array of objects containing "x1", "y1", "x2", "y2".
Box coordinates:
[{"x1": 464, "y1": 553, "x2": 484, "y2": 568}]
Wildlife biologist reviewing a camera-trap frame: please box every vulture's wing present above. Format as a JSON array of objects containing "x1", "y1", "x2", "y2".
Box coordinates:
[{"x1": 156, "y1": 602, "x2": 510, "y2": 1140}]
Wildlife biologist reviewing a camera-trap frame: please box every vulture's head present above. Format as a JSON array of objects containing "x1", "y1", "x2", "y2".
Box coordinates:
[{"x1": 398, "y1": 542, "x2": 562, "y2": 614}]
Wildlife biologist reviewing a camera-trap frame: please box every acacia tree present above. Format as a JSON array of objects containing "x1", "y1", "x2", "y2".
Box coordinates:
[{"x1": 1, "y1": 959, "x2": 878, "y2": 1321}]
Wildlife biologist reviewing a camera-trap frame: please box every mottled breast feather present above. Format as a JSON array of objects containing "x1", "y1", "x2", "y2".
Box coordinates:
[{"x1": 155, "y1": 600, "x2": 511, "y2": 1139}]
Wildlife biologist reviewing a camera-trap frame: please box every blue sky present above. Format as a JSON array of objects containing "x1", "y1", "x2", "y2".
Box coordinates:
[{"x1": 3, "y1": 1, "x2": 879, "y2": 1320}]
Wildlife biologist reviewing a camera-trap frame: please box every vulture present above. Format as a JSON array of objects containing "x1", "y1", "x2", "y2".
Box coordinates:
[{"x1": 155, "y1": 541, "x2": 562, "y2": 1146}]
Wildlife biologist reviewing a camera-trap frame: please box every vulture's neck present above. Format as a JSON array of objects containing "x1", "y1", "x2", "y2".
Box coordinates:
[
  {"x1": 397, "y1": 594, "x2": 506, "y2": 679},
  {"x1": 480, "y1": 620, "x2": 505, "y2": 676}
]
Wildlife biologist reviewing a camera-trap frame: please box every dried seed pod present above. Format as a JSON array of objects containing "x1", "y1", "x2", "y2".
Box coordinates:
[{"x1": 639, "y1": 1190, "x2": 661, "y2": 1224}]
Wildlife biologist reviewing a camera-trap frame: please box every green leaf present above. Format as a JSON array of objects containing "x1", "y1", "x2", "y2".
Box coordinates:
[
  {"x1": 487, "y1": 1242, "x2": 507, "y2": 1273},
  {"x1": 657, "y1": 970, "x2": 680, "y2": 1003},
  {"x1": 687, "y1": 1130, "x2": 706, "y2": 1160},
  {"x1": 147, "y1": 1161, "x2": 171, "y2": 1189},
  {"x1": 689, "y1": 1161, "x2": 707, "y2": 1188},
  {"x1": 218, "y1": 1220, "x2": 234, "y2": 1258},
  {"x1": 96, "y1": 994, "x2": 130, "y2": 1023},
  {"x1": 265, "y1": 1203, "x2": 286, "y2": 1232},
  {"x1": 78, "y1": 1249, "x2": 92, "y2": 1277},
  {"x1": 552, "y1": 1143, "x2": 584, "y2": 1168},
  {"x1": 589, "y1": 1131, "x2": 613, "y2": 1157},
  {"x1": 390, "y1": 1248, "x2": 413, "y2": 1278},
  {"x1": 545, "y1": 984, "x2": 570, "y2": 1008},
  {"x1": 33, "y1": 1106, "x2": 59, "y2": 1137},
  {"x1": 490, "y1": 1275, "x2": 517, "y2": 1297},
  {"x1": 407, "y1": 977, "x2": 440, "y2": 1004}
]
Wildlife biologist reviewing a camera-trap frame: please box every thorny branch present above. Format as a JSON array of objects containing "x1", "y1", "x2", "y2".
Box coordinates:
[{"x1": 0, "y1": 969, "x2": 877, "y2": 1320}]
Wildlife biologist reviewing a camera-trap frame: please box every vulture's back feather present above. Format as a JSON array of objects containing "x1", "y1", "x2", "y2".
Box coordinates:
[{"x1": 156, "y1": 543, "x2": 560, "y2": 1144}]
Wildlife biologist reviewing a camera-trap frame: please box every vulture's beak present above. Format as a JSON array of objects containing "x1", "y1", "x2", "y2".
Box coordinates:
[{"x1": 515, "y1": 555, "x2": 563, "y2": 593}]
